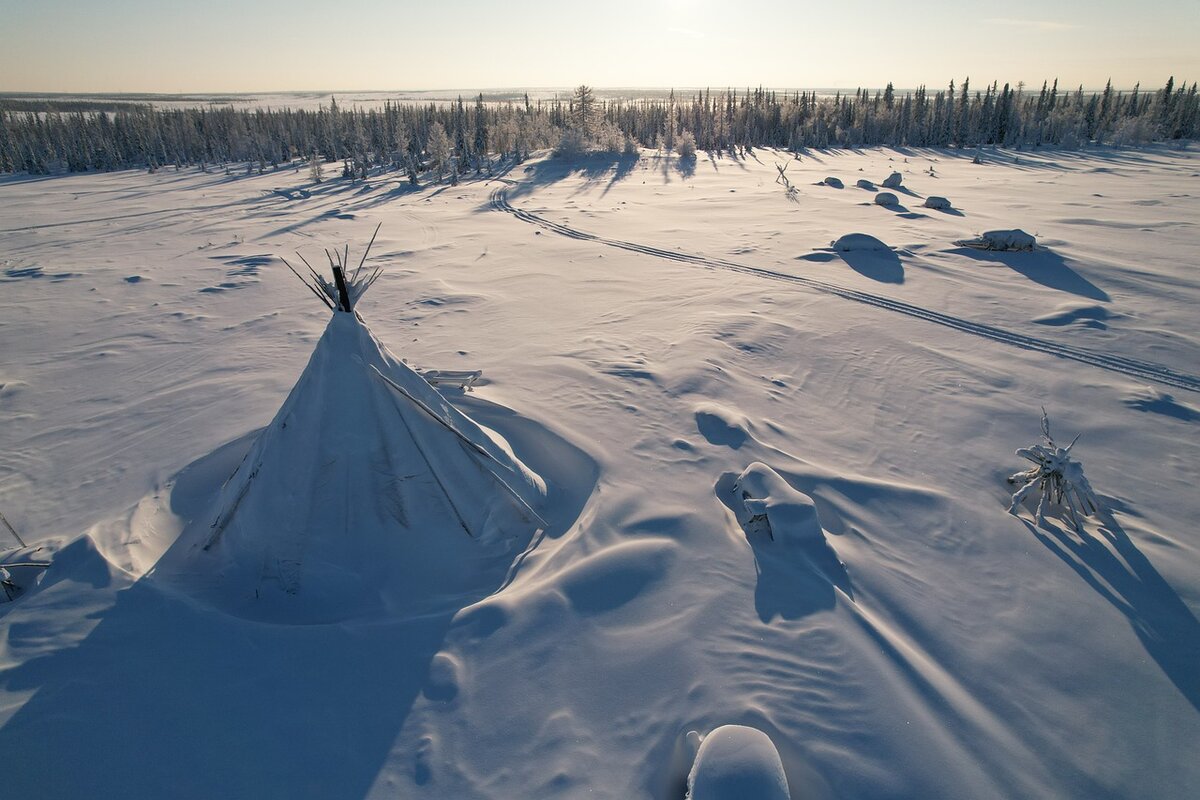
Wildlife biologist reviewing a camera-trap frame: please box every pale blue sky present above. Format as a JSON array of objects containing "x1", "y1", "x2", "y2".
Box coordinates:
[{"x1": 2, "y1": 0, "x2": 1196, "y2": 92}]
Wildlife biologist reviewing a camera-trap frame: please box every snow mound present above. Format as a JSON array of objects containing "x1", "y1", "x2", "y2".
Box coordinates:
[
  {"x1": 830, "y1": 233, "x2": 890, "y2": 252},
  {"x1": 958, "y1": 229, "x2": 1037, "y2": 251},
  {"x1": 855, "y1": 179, "x2": 875, "y2": 189},
  {"x1": 822, "y1": 177, "x2": 843, "y2": 189},
  {"x1": 874, "y1": 192, "x2": 899, "y2": 207},
  {"x1": 923, "y1": 195, "x2": 952, "y2": 210},
  {"x1": 1032, "y1": 302, "x2": 1111, "y2": 328},
  {"x1": 881, "y1": 171, "x2": 903, "y2": 188},
  {"x1": 731, "y1": 462, "x2": 823, "y2": 543},
  {"x1": 687, "y1": 725, "x2": 791, "y2": 800}
]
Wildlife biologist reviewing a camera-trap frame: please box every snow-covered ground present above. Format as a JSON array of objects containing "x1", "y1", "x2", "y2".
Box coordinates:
[{"x1": 2, "y1": 144, "x2": 1198, "y2": 798}]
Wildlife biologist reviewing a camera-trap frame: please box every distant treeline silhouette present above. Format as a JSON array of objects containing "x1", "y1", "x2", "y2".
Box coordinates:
[{"x1": 1, "y1": 77, "x2": 1195, "y2": 176}]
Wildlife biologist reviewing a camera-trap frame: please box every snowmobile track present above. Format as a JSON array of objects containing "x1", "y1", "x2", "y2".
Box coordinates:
[{"x1": 490, "y1": 186, "x2": 1200, "y2": 394}]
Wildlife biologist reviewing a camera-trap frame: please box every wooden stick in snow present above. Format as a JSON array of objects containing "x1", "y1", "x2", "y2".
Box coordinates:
[{"x1": 0, "y1": 511, "x2": 25, "y2": 548}]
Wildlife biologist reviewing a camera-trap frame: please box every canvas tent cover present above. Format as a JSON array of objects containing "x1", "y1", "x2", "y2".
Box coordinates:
[{"x1": 154, "y1": 310, "x2": 546, "y2": 622}]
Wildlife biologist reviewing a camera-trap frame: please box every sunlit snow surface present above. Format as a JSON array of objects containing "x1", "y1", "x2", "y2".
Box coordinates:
[{"x1": 2, "y1": 145, "x2": 1199, "y2": 798}]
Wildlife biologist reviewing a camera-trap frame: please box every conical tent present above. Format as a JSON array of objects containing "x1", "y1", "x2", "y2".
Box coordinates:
[{"x1": 156, "y1": 235, "x2": 545, "y2": 621}]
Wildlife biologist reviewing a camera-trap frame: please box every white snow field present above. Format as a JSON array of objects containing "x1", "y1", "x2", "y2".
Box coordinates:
[{"x1": 1, "y1": 144, "x2": 1199, "y2": 799}]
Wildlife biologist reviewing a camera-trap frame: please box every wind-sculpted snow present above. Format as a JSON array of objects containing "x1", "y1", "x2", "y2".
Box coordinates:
[
  {"x1": 491, "y1": 185, "x2": 1200, "y2": 394},
  {"x1": 2, "y1": 147, "x2": 1198, "y2": 799}
]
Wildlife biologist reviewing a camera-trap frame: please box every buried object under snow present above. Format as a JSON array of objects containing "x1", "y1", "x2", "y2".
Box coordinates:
[
  {"x1": 830, "y1": 233, "x2": 890, "y2": 252},
  {"x1": 822, "y1": 176, "x2": 843, "y2": 188},
  {"x1": 923, "y1": 195, "x2": 952, "y2": 210},
  {"x1": 957, "y1": 228, "x2": 1037, "y2": 251},
  {"x1": 687, "y1": 725, "x2": 791, "y2": 800},
  {"x1": 731, "y1": 462, "x2": 823, "y2": 543},
  {"x1": 881, "y1": 171, "x2": 903, "y2": 188},
  {"x1": 874, "y1": 191, "x2": 899, "y2": 207}
]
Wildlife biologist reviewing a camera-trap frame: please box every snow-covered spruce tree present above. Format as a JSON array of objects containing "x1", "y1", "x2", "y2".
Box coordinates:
[
  {"x1": 572, "y1": 84, "x2": 597, "y2": 140},
  {"x1": 308, "y1": 152, "x2": 323, "y2": 183},
  {"x1": 664, "y1": 89, "x2": 678, "y2": 151},
  {"x1": 425, "y1": 121, "x2": 452, "y2": 180}
]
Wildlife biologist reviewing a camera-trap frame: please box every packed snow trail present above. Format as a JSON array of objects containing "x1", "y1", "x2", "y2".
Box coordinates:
[{"x1": 490, "y1": 185, "x2": 1200, "y2": 394}]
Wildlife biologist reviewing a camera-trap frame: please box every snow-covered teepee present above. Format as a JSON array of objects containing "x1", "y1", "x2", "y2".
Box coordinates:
[{"x1": 157, "y1": 228, "x2": 546, "y2": 621}]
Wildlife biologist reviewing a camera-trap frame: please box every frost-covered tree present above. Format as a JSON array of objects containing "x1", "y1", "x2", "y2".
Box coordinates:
[
  {"x1": 425, "y1": 121, "x2": 452, "y2": 179},
  {"x1": 677, "y1": 129, "x2": 697, "y2": 158}
]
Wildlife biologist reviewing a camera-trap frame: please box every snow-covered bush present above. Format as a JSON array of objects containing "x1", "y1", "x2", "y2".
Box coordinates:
[
  {"x1": 593, "y1": 120, "x2": 625, "y2": 153},
  {"x1": 923, "y1": 195, "x2": 951, "y2": 210},
  {"x1": 957, "y1": 229, "x2": 1036, "y2": 251},
  {"x1": 1109, "y1": 116, "x2": 1155, "y2": 147},
  {"x1": 677, "y1": 130, "x2": 697, "y2": 159},
  {"x1": 823, "y1": 176, "x2": 843, "y2": 188},
  {"x1": 881, "y1": 171, "x2": 903, "y2": 188},
  {"x1": 1007, "y1": 409, "x2": 1101, "y2": 530},
  {"x1": 874, "y1": 191, "x2": 899, "y2": 206},
  {"x1": 856, "y1": 178, "x2": 875, "y2": 189},
  {"x1": 554, "y1": 128, "x2": 588, "y2": 157}
]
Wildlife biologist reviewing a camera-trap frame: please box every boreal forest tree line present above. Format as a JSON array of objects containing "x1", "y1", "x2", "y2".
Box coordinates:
[{"x1": 1, "y1": 77, "x2": 1196, "y2": 177}]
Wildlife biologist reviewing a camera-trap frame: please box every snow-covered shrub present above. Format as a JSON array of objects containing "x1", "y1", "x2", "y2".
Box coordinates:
[
  {"x1": 1109, "y1": 116, "x2": 1155, "y2": 147},
  {"x1": 830, "y1": 233, "x2": 889, "y2": 251},
  {"x1": 823, "y1": 176, "x2": 843, "y2": 188},
  {"x1": 856, "y1": 178, "x2": 875, "y2": 189},
  {"x1": 881, "y1": 171, "x2": 903, "y2": 188},
  {"x1": 593, "y1": 120, "x2": 626, "y2": 153},
  {"x1": 677, "y1": 130, "x2": 697, "y2": 159},
  {"x1": 623, "y1": 133, "x2": 640, "y2": 156},
  {"x1": 1007, "y1": 409, "x2": 1101, "y2": 530},
  {"x1": 923, "y1": 195, "x2": 951, "y2": 210},
  {"x1": 874, "y1": 191, "x2": 898, "y2": 206},
  {"x1": 554, "y1": 128, "x2": 588, "y2": 157},
  {"x1": 957, "y1": 229, "x2": 1036, "y2": 251}
]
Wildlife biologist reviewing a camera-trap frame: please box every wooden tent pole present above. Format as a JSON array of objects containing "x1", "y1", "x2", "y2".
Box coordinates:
[{"x1": 331, "y1": 265, "x2": 352, "y2": 311}]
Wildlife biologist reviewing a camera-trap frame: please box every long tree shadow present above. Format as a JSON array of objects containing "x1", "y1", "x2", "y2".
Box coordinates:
[
  {"x1": 501, "y1": 151, "x2": 643, "y2": 203},
  {"x1": 1023, "y1": 513, "x2": 1200, "y2": 712},
  {"x1": 0, "y1": 398, "x2": 594, "y2": 798},
  {"x1": 948, "y1": 247, "x2": 1110, "y2": 301}
]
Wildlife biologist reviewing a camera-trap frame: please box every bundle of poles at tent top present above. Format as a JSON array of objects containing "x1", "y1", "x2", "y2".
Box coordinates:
[{"x1": 281, "y1": 222, "x2": 383, "y2": 313}]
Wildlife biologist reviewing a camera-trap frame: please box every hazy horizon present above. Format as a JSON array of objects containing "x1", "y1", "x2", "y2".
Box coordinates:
[{"x1": 2, "y1": 0, "x2": 1197, "y2": 94}]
